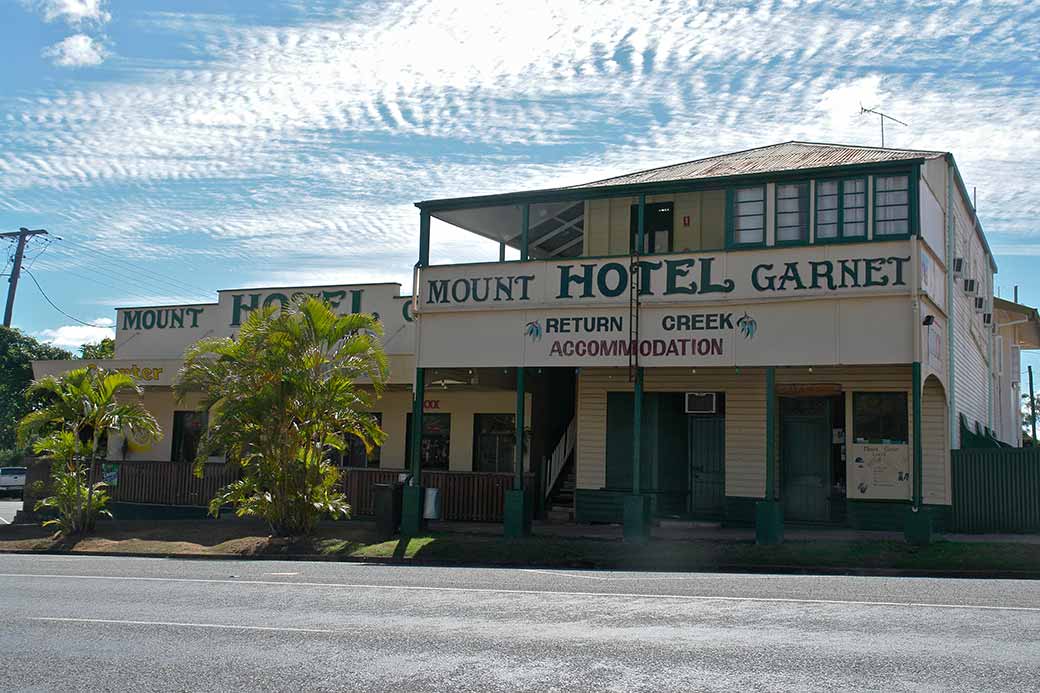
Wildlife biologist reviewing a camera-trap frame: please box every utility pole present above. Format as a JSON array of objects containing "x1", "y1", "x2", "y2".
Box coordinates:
[{"x1": 2, "y1": 227, "x2": 48, "y2": 327}]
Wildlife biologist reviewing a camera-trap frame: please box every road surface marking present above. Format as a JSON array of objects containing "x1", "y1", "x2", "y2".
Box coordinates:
[
  {"x1": 29, "y1": 616, "x2": 341, "y2": 634},
  {"x1": 264, "y1": 572, "x2": 299, "y2": 576},
  {"x1": 2, "y1": 572, "x2": 1038, "y2": 613}
]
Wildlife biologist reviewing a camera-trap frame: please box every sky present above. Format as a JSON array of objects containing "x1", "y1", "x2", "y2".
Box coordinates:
[{"x1": 1, "y1": 0, "x2": 1038, "y2": 353}]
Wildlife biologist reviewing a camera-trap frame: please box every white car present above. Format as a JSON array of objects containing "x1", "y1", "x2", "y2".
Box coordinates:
[{"x1": 0, "y1": 467, "x2": 26, "y2": 496}]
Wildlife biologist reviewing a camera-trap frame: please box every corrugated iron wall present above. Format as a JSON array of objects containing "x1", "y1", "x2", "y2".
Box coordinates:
[{"x1": 950, "y1": 449, "x2": 1040, "y2": 533}]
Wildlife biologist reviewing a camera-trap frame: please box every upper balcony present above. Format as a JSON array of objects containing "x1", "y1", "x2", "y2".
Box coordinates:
[{"x1": 416, "y1": 142, "x2": 943, "y2": 272}]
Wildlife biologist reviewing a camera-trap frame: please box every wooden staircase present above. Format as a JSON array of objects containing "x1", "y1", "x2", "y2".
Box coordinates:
[{"x1": 545, "y1": 460, "x2": 575, "y2": 523}]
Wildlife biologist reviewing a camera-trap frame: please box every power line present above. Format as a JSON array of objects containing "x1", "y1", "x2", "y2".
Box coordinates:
[
  {"x1": 45, "y1": 244, "x2": 214, "y2": 304},
  {"x1": 55, "y1": 236, "x2": 217, "y2": 300},
  {"x1": 23, "y1": 268, "x2": 111, "y2": 328}
]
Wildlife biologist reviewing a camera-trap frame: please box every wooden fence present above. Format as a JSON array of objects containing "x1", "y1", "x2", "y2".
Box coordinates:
[
  {"x1": 340, "y1": 467, "x2": 533, "y2": 522},
  {"x1": 91, "y1": 460, "x2": 240, "y2": 507},
  {"x1": 950, "y1": 448, "x2": 1040, "y2": 533},
  {"x1": 65, "y1": 460, "x2": 526, "y2": 523}
]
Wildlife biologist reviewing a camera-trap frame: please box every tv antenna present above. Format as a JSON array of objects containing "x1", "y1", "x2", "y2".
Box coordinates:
[{"x1": 860, "y1": 104, "x2": 907, "y2": 147}]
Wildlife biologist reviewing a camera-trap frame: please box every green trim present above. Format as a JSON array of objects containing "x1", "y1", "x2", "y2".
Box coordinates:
[
  {"x1": 632, "y1": 367, "x2": 644, "y2": 495},
  {"x1": 636, "y1": 194, "x2": 646, "y2": 254},
  {"x1": 872, "y1": 168, "x2": 917, "y2": 240},
  {"x1": 423, "y1": 238, "x2": 914, "y2": 271},
  {"x1": 514, "y1": 367, "x2": 525, "y2": 490},
  {"x1": 418, "y1": 210, "x2": 431, "y2": 267},
  {"x1": 410, "y1": 368, "x2": 425, "y2": 480},
  {"x1": 912, "y1": 361, "x2": 923, "y2": 507},
  {"x1": 814, "y1": 175, "x2": 868, "y2": 245},
  {"x1": 415, "y1": 160, "x2": 931, "y2": 213},
  {"x1": 765, "y1": 367, "x2": 776, "y2": 500},
  {"x1": 520, "y1": 203, "x2": 530, "y2": 261},
  {"x1": 726, "y1": 185, "x2": 767, "y2": 249},
  {"x1": 773, "y1": 180, "x2": 810, "y2": 246}
]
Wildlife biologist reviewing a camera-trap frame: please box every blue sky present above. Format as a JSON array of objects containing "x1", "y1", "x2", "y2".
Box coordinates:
[{"x1": 1, "y1": 0, "x2": 1038, "y2": 352}]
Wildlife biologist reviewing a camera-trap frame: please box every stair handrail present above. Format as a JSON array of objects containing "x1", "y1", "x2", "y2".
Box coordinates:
[{"x1": 544, "y1": 416, "x2": 576, "y2": 500}]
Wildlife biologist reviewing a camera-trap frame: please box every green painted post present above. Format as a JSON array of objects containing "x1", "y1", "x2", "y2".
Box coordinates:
[
  {"x1": 765, "y1": 366, "x2": 776, "y2": 501},
  {"x1": 401, "y1": 367, "x2": 427, "y2": 536},
  {"x1": 505, "y1": 366, "x2": 531, "y2": 537},
  {"x1": 632, "y1": 366, "x2": 643, "y2": 495},
  {"x1": 418, "y1": 210, "x2": 430, "y2": 267},
  {"x1": 514, "y1": 367, "x2": 525, "y2": 491},
  {"x1": 756, "y1": 366, "x2": 783, "y2": 544},
  {"x1": 520, "y1": 204, "x2": 530, "y2": 261},
  {"x1": 499, "y1": 242, "x2": 506, "y2": 262},
  {"x1": 637, "y1": 194, "x2": 646, "y2": 254},
  {"x1": 905, "y1": 361, "x2": 931, "y2": 545}
]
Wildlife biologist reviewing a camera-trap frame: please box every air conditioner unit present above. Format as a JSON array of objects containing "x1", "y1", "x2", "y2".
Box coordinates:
[
  {"x1": 963, "y1": 278, "x2": 977, "y2": 294},
  {"x1": 975, "y1": 296, "x2": 986, "y2": 312},
  {"x1": 952, "y1": 257, "x2": 964, "y2": 276},
  {"x1": 685, "y1": 392, "x2": 717, "y2": 414},
  {"x1": 983, "y1": 312, "x2": 992, "y2": 325}
]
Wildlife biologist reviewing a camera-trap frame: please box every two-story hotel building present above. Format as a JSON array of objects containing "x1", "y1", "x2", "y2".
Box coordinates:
[{"x1": 407, "y1": 141, "x2": 1038, "y2": 542}]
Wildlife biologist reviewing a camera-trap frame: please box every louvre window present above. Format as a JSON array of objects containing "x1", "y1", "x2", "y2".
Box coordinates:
[
  {"x1": 732, "y1": 186, "x2": 765, "y2": 245},
  {"x1": 815, "y1": 178, "x2": 866, "y2": 240},
  {"x1": 874, "y1": 175, "x2": 910, "y2": 236},
  {"x1": 775, "y1": 183, "x2": 809, "y2": 243}
]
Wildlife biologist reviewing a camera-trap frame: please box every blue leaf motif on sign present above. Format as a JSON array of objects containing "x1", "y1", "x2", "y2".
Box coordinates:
[
  {"x1": 737, "y1": 312, "x2": 757, "y2": 340},
  {"x1": 525, "y1": 320, "x2": 542, "y2": 341}
]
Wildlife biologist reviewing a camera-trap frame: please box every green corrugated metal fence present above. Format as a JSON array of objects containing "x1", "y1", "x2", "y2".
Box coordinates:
[{"x1": 951, "y1": 448, "x2": 1040, "y2": 533}]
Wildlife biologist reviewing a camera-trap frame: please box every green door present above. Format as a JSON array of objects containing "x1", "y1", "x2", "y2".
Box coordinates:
[
  {"x1": 605, "y1": 392, "x2": 653, "y2": 493},
  {"x1": 781, "y1": 397, "x2": 831, "y2": 522},
  {"x1": 655, "y1": 393, "x2": 689, "y2": 517},
  {"x1": 689, "y1": 414, "x2": 725, "y2": 518}
]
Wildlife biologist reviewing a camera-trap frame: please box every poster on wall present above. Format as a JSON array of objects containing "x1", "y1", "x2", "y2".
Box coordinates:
[{"x1": 848, "y1": 443, "x2": 910, "y2": 500}]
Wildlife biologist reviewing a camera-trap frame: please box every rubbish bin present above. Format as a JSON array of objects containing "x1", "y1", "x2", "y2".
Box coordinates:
[
  {"x1": 422, "y1": 487, "x2": 441, "y2": 520},
  {"x1": 373, "y1": 482, "x2": 404, "y2": 540}
]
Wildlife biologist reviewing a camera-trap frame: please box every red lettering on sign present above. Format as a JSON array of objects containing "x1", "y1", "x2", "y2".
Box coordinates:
[
  {"x1": 423, "y1": 399, "x2": 440, "y2": 410},
  {"x1": 682, "y1": 215, "x2": 690, "y2": 227}
]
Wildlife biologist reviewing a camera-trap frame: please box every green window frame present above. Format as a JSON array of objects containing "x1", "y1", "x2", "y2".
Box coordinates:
[
  {"x1": 874, "y1": 174, "x2": 911, "y2": 237},
  {"x1": 726, "y1": 185, "x2": 766, "y2": 248},
  {"x1": 815, "y1": 177, "x2": 867, "y2": 242},
  {"x1": 775, "y1": 182, "x2": 809, "y2": 244}
]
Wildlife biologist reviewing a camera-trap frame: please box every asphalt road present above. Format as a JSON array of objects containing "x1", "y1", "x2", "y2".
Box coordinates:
[
  {"x1": 1, "y1": 554, "x2": 1038, "y2": 692},
  {"x1": 0, "y1": 498, "x2": 21, "y2": 524}
]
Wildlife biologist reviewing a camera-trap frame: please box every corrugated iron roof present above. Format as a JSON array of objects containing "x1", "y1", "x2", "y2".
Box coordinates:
[{"x1": 572, "y1": 141, "x2": 946, "y2": 189}]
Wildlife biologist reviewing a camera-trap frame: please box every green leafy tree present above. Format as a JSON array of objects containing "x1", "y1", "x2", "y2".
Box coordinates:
[
  {"x1": 31, "y1": 430, "x2": 112, "y2": 534},
  {"x1": 0, "y1": 326, "x2": 70, "y2": 449},
  {"x1": 175, "y1": 296, "x2": 388, "y2": 536},
  {"x1": 80, "y1": 338, "x2": 115, "y2": 359},
  {"x1": 18, "y1": 368, "x2": 161, "y2": 534}
]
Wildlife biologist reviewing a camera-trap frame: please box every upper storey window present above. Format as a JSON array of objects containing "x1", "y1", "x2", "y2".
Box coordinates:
[
  {"x1": 775, "y1": 183, "x2": 809, "y2": 243},
  {"x1": 729, "y1": 186, "x2": 766, "y2": 246},
  {"x1": 816, "y1": 178, "x2": 867, "y2": 241},
  {"x1": 875, "y1": 175, "x2": 910, "y2": 236}
]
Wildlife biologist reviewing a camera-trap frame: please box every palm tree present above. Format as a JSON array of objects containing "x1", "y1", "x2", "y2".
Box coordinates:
[
  {"x1": 175, "y1": 296, "x2": 389, "y2": 536},
  {"x1": 18, "y1": 367, "x2": 161, "y2": 533}
]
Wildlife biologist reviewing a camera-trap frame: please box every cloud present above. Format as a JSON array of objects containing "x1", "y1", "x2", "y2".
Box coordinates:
[
  {"x1": 3, "y1": 0, "x2": 1040, "y2": 325},
  {"x1": 36, "y1": 317, "x2": 115, "y2": 350},
  {"x1": 42, "y1": 34, "x2": 109, "y2": 67},
  {"x1": 24, "y1": 0, "x2": 110, "y2": 26}
]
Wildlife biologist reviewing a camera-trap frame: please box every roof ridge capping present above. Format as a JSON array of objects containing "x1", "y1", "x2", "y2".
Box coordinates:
[{"x1": 571, "y1": 140, "x2": 947, "y2": 189}]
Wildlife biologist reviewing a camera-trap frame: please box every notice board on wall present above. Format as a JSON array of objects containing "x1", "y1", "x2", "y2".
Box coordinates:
[{"x1": 848, "y1": 443, "x2": 911, "y2": 500}]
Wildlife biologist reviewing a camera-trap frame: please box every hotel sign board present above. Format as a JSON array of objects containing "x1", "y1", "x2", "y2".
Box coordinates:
[
  {"x1": 418, "y1": 241, "x2": 912, "y2": 312},
  {"x1": 417, "y1": 242, "x2": 915, "y2": 369},
  {"x1": 116, "y1": 283, "x2": 414, "y2": 360}
]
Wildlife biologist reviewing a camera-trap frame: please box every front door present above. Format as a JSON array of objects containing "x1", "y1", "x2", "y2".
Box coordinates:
[
  {"x1": 781, "y1": 397, "x2": 831, "y2": 522},
  {"x1": 688, "y1": 413, "x2": 725, "y2": 518}
]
